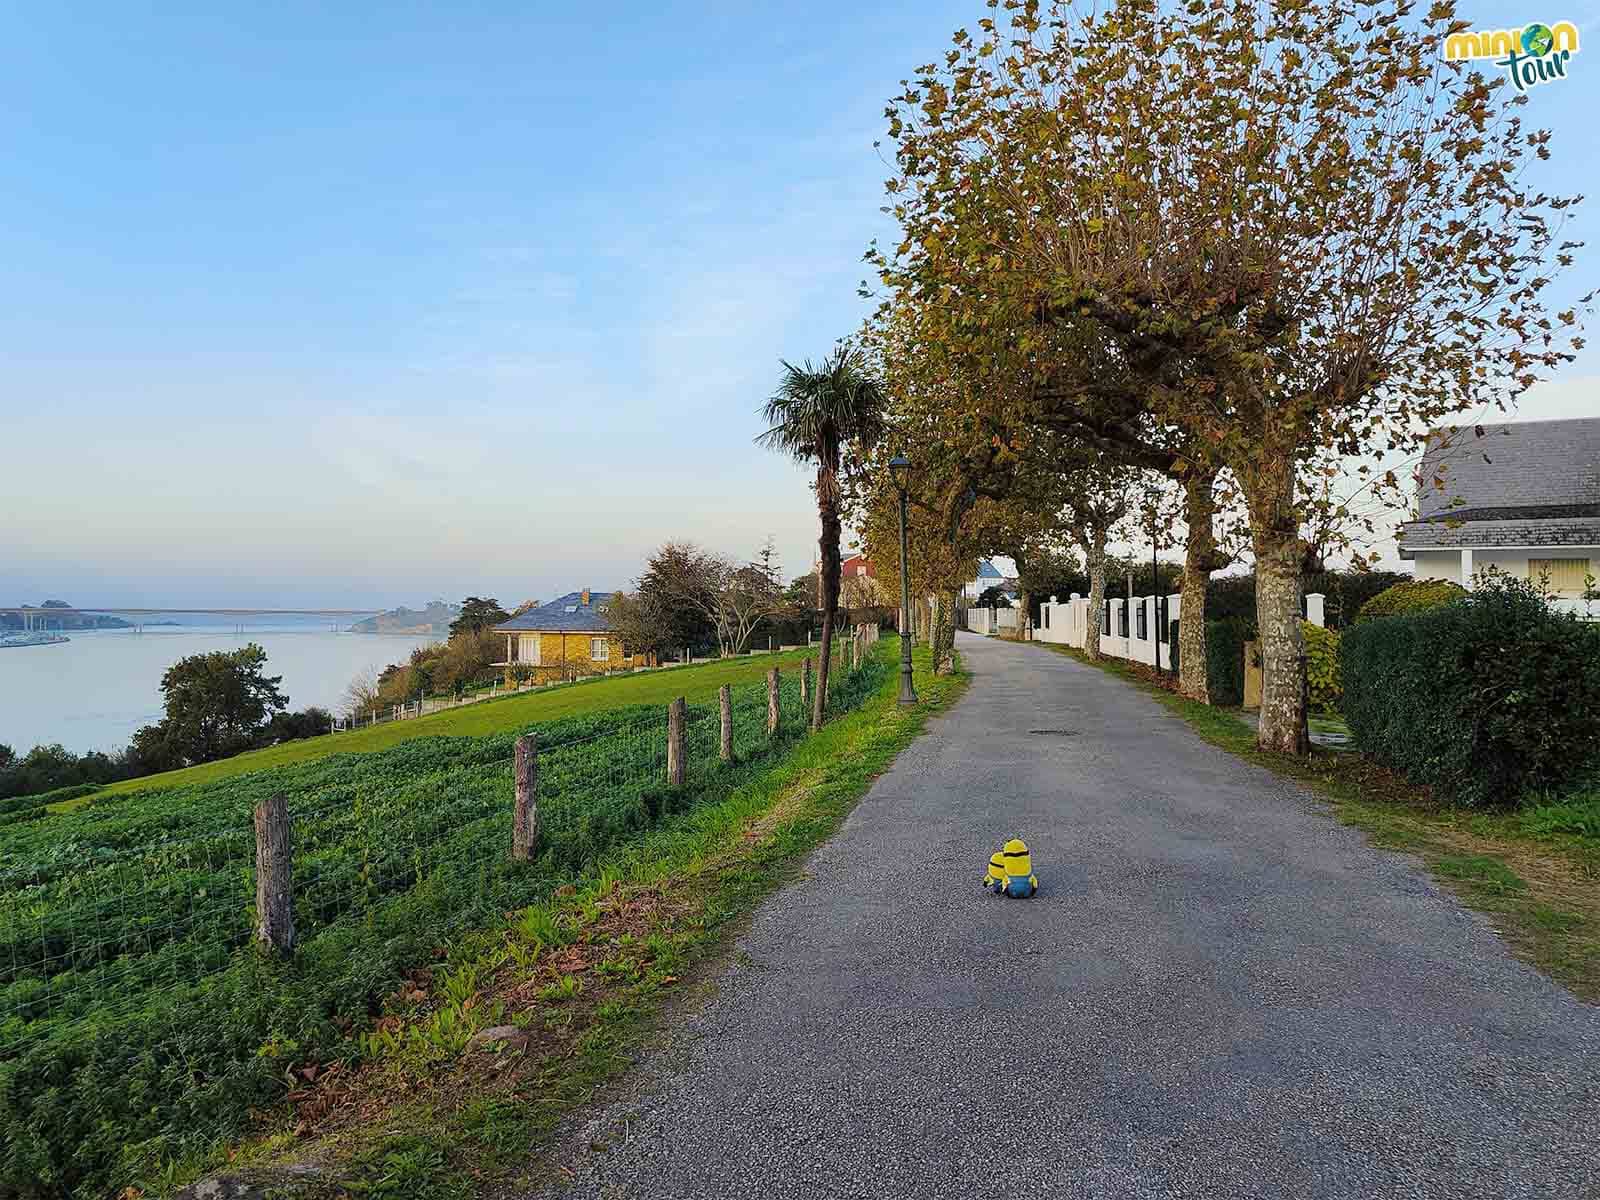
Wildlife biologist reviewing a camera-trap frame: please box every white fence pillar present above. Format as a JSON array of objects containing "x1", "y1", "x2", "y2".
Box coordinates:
[{"x1": 1305, "y1": 593, "x2": 1326, "y2": 628}]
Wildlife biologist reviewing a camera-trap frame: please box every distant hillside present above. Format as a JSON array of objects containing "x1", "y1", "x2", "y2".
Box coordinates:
[
  {"x1": 350, "y1": 601, "x2": 459, "y2": 635},
  {"x1": 0, "y1": 601, "x2": 131, "y2": 631}
]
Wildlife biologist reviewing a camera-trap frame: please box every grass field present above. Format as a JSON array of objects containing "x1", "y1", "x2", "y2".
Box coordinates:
[
  {"x1": 3, "y1": 640, "x2": 882, "y2": 1198},
  {"x1": 169, "y1": 643, "x2": 967, "y2": 1200},
  {"x1": 80, "y1": 647, "x2": 825, "y2": 803}
]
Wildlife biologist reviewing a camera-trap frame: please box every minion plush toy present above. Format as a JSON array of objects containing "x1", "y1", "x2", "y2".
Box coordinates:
[{"x1": 983, "y1": 838, "x2": 1038, "y2": 897}]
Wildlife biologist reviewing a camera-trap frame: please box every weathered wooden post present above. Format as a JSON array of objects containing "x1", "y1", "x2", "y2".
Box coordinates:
[
  {"x1": 253, "y1": 793, "x2": 294, "y2": 955},
  {"x1": 512, "y1": 734, "x2": 539, "y2": 860},
  {"x1": 767, "y1": 667, "x2": 780, "y2": 736},
  {"x1": 801, "y1": 657, "x2": 810, "y2": 706},
  {"x1": 719, "y1": 684, "x2": 733, "y2": 762},
  {"x1": 667, "y1": 696, "x2": 686, "y2": 786}
]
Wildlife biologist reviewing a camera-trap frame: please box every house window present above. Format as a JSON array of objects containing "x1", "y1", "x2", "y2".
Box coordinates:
[
  {"x1": 520, "y1": 634, "x2": 541, "y2": 665},
  {"x1": 1529, "y1": 558, "x2": 1592, "y2": 595},
  {"x1": 589, "y1": 637, "x2": 610, "y2": 661}
]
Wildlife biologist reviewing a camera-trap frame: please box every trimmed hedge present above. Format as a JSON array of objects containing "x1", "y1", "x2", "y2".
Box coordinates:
[
  {"x1": 1204, "y1": 570, "x2": 1410, "y2": 633},
  {"x1": 0, "y1": 783, "x2": 98, "y2": 818},
  {"x1": 1171, "y1": 618, "x2": 1246, "y2": 706},
  {"x1": 1340, "y1": 576, "x2": 1600, "y2": 806},
  {"x1": 1355, "y1": 578, "x2": 1466, "y2": 623},
  {"x1": 1303, "y1": 621, "x2": 1341, "y2": 714}
]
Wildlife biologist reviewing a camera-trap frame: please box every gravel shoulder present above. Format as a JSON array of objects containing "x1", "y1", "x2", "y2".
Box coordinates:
[{"x1": 526, "y1": 632, "x2": 1600, "y2": 1200}]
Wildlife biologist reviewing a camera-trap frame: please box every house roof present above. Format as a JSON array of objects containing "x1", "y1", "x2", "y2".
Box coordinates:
[
  {"x1": 1398, "y1": 417, "x2": 1600, "y2": 552},
  {"x1": 494, "y1": 591, "x2": 616, "y2": 633},
  {"x1": 976, "y1": 560, "x2": 1003, "y2": 580}
]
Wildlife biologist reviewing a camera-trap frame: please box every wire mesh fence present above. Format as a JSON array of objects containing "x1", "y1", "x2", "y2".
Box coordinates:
[{"x1": 0, "y1": 638, "x2": 889, "y2": 1059}]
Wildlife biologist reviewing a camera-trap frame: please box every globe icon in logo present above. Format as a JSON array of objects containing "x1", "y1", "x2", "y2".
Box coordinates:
[{"x1": 1522, "y1": 23, "x2": 1554, "y2": 55}]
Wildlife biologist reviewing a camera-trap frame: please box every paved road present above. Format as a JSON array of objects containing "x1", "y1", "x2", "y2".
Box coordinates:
[{"x1": 533, "y1": 634, "x2": 1600, "y2": 1199}]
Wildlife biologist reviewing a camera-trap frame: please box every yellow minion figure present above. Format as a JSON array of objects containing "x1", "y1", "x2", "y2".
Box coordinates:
[
  {"x1": 983, "y1": 838, "x2": 1038, "y2": 897},
  {"x1": 983, "y1": 849, "x2": 1008, "y2": 893}
]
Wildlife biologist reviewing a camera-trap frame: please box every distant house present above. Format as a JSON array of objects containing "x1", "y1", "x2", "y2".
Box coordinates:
[
  {"x1": 492, "y1": 589, "x2": 650, "y2": 683},
  {"x1": 963, "y1": 559, "x2": 1005, "y2": 602},
  {"x1": 1398, "y1": 417, "x2": 1599, "y2": 599},
  {"x1": 839, "y1": 553, "x2": 885, "y2": 607}
]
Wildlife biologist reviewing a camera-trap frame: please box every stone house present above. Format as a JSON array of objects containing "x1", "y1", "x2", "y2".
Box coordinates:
[
  {"x1": 492, "y1": 590, "x2": 651, "y2": 684},
  {"x1": 1398, "y1": 416, "x2": 1599, "y2": 599}
]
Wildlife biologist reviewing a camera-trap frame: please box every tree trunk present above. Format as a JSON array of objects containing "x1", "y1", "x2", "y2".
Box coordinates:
[
  {"x1": 1084, "y1": 536, "x2": 1107, "y2": 661},
  {"x1": 933, "y1": 588, "x2": 957, "y2": 673},
  {"x1": 1178, "y1": 470, "x2": 1220, "y2": 704},
  {"x1": 1017, "y1": 587, "x2": 1032, "y2": 641},
  {"x1": 1246, "y1": 459, "x2": 1310, "y2": 755},
  {"x1": 813, "y1": 468, "x2": 841, "y2": 732}
]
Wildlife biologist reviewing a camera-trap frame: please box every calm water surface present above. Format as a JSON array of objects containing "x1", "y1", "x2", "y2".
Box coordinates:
[{"x1": 0, "y1": 622, "x2": 435, "y2": 755}]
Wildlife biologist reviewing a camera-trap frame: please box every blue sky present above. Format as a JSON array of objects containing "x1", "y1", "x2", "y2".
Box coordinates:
[{"x1": 1, "y1": 3, "x2": 1595, "y2": 608}]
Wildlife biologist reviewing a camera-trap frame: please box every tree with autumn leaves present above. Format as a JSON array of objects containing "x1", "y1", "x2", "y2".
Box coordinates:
[{"x1": 864, "y1": 0, "x2": 1586, "y2": 754}]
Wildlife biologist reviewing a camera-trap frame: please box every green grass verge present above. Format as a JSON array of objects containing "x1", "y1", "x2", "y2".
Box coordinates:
[
  {"x1": 1031, "y1": 641, "x2": 1600, "y2": 1002},
  {"x1": 73, "y1": 648, "x2": 826, "y2": 806},
  {"x1": 151, "y1": 644, "x2": 968, "y2": 1199}
]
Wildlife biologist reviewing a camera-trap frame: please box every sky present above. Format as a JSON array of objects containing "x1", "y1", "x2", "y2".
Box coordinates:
[{"x1": 1, "y1": 3, "x2": 1596, "y2": 609}]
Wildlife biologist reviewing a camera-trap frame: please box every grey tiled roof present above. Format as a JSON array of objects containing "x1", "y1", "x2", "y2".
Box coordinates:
[
  {"x1": 1398, "y1": 417, "x2": 1600, "y2": 552},
  {"x1": 1412, "y1": 417, "x2": 1600, "y2": 518},
  {"x1": 1397, "y1": 518, "x2": 1600, "y2": 555},
  {"x1": 494, "y1": 591, "x2": 616, "y2": 633}
]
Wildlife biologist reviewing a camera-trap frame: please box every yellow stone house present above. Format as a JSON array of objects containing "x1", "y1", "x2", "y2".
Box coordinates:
[{"x1": 492, "y1": 589, "x2": 650, "y2": 684}]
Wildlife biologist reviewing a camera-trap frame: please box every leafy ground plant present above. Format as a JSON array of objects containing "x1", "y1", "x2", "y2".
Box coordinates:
[
  {"x1": 1, "y1": 647, "x2": 885, "y2": 1198},
  {"x1": 141, "y1": 645, "x2": 965, "y2": 1200}
]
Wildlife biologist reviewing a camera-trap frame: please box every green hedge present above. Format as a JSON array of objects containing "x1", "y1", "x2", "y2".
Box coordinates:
[
  {"x1": 1203, "y1": 570, "x2": 1410, "y2": 633},
  {"x1": 0, "y1": 783, "x2": 99, "y2": 818},
  {"x1": 1340, "y1": 576, "x2": 1600, "y2": 806},
  {"x1": 1303, "y1": 621, "x2": 1341, "y2": 714},
  {"x1": 1170, "y1": 618, "x2": 1245, "y2": 706},
  {"x1": 1355, "y1": 578, "x2": 1466, "y2": 623}
]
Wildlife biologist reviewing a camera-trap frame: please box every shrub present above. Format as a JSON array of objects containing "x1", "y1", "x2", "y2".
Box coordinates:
[
  {"x1": 1340, "y1": 575, "x2": 1600, "y2": 806},
  {"x1": 1355, "y1": 578, "x2": 1466, "y2": 623},
  {"x1": 1302, "y1": 621, "x2": 1342, "y2": 714},
  {"x1": 1201, "y1": 570, "x2": 1409, "y2": 633},
  {"x1": 1169, "y1": 618, "x2": 1246, "y2": 706},
  {"x1": 0, "y1": 782, "x2": 98, "y2": 817}
]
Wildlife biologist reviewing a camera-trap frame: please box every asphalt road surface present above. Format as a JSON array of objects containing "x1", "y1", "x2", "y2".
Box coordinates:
[{"x1": 531, "y1": 632, "x2": 1600, "y2": 1199}]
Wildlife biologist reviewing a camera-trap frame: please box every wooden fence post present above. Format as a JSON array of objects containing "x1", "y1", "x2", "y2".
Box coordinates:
[
  {"x1": 253, "y1": 793, "x2": 294, "y2": 955},
  {"x1": 667, "y1": 696, "x2": 686, "y2": 786},
  {"x1": 719, "y1": 684, "x2": 733, "y2": 762},
  {"x1": 513, "y1": 734, "x2": 539, "y2": 860},
  {"x1": 801, "y1": 657, "x2": 810, "y2": 706},
  {"x1": 767, "y1": 667, "x2": 780, "y2": 736}
]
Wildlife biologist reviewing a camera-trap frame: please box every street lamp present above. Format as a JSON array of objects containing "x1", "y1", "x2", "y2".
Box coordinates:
[{"x1": 889, "y1": 452, "x2": 918, "y2": 707}]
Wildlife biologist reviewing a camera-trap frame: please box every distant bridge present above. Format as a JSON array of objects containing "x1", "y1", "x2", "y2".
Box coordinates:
[{"x1": 2, "y1": 605, "x2": 386, "y2": 632}]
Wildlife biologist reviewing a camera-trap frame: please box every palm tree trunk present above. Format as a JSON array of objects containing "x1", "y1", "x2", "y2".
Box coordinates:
[{"x1": 813, "y1": 466, "x2": 842, "y2": 731}]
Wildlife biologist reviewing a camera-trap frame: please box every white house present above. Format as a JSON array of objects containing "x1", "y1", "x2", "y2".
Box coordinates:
[
  {"x1": 963, "y1": 559, "x2": 1006, "y2": 602},
  {"x1": 1397, "y1": 417, "x2": 1599, "y2": 602}
]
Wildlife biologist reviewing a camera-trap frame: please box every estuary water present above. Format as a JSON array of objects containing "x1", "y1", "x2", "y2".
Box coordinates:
[{"x1": 0, "y1": 619, "x2": 435, "y2": 755}]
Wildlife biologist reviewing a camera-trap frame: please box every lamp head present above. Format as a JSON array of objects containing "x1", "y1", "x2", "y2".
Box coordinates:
[{"x1": 889, "y1": 452, "x2": 911, "y2": 491}]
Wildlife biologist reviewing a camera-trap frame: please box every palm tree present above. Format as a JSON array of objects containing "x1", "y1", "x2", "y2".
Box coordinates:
[{"x1": 757, "y1": 346, "x2": 886, "y2": 730}]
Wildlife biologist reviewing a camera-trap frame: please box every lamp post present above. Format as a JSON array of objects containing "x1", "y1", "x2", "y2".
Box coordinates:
[{"x1": 889, "y1": 452, "x2": 918, "y2": 707}]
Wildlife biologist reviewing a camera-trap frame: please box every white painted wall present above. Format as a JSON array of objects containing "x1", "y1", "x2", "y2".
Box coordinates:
[
  {"x1": 1411, "y1": 547, "x2": 1597, "y2": 596},
  {"x1": 1038, "y1": 592, "x2": 1328, "y2": 665}
]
